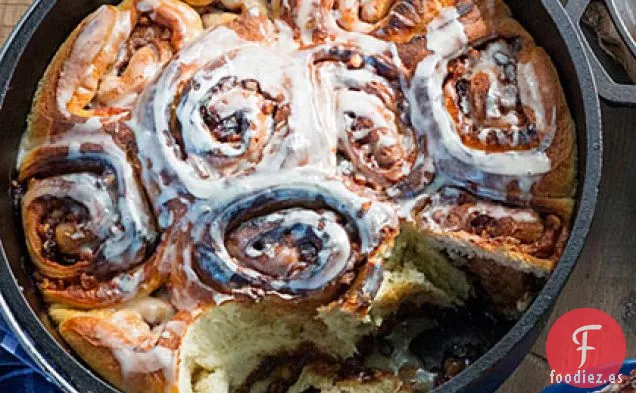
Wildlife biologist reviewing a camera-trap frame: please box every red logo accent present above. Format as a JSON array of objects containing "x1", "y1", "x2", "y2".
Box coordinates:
[{"x1": 546, "y1": 308, "x2": 626, "y2": 388}]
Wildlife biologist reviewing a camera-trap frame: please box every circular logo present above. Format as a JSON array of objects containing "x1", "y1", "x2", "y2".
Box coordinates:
[{"x1": 546, "y1": 308, "x2": 626, "y2": 388}]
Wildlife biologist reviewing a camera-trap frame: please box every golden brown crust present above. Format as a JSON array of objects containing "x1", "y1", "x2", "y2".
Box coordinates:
[
  {"x1": 37, "y1": 254, "x2": 166, "y2": 309},
  {"x1": 474, "y1": 0, "x2": 577, "y2": 199},
  {"x1": 23, "y1": 0, "x2": 202, "y2": 150},
  {"x1": 531, "y1": 47, "x2": 577, "y2": 199},
  {"x1": 417, "y1": 192, "x2": 574, "y2": 275},
  {"x1": 55, "y1": 302, "x2": 190, "y2": 393},
  {"x1": 60, "y1": 316, "x2": 166, "y2": 393},
  {"x1": 25, "y1": 20, "x2": 86, "y2": 149}
]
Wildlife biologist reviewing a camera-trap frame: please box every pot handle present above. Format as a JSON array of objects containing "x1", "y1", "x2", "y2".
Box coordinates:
[{"x1": 564, "y1": 0, "x2": 636, "y2": 105}]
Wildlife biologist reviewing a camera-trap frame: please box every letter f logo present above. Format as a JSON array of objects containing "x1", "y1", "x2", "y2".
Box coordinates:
[
  {"x1": 572, "y1": 324, "x2": 602, "y2": 369},
  {"x1": 547, "y1": 309, "x2": 625, "y2": 388}
]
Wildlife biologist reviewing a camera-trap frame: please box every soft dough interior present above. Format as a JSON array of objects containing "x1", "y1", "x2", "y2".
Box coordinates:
[
  {"x1": 178, "y1": 224, "x2": 474, "y2": 393},
  {"x1": 180, "y1": 301, "x2": 360, "y2": 393}
]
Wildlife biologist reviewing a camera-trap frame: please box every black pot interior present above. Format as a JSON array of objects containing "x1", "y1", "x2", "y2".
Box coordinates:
[{"x1": 0, "y1": 1, "x2": 599, "y2": 392}]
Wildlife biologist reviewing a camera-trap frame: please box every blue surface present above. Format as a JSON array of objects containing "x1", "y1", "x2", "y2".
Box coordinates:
[
  {"x1": 540, "y1": 360, "x2": 636, "y2": 393},
  {"x1": 0, "y1": 316, "x2": 59, "y2": 392}
]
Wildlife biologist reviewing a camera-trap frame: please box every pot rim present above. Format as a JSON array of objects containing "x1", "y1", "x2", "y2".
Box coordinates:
[{"x1": 0, "y1": 0, "x2": 603, "y2": 392}]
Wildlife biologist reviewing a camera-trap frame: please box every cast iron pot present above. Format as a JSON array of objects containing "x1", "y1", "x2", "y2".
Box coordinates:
[{"x1": 0, "y1": 0, "x2": 630, "y2": 392}]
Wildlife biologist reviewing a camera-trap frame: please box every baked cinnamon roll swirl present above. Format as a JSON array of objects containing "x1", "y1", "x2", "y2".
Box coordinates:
[
  {"x1": 50, "y1": 297, "x2": 188, "y2": 393},
  {"x1": 132, "y1": 17, "x2": 335, "y2": 201},
  {"x1": 135, "y1": 19, "x2": 429, "y2": 203},
  {"x1": 406, "y1": 0, "x2": 576, "y2": 203},
  {"x1": 444, "y1": 38, "x2": 536, "y2": 152},
  {"x1": 18, "y1": 135, "x2": 166, "y2": 308},
  {"x1": 24, "y1": 0, "x2": 202, "y2": 149},
  {"x1": 272, "y1": 0, "x2": 486, "y2": 45},
  {"x1": 170, "y1": 172, "x2": 397, "y2": 307},
  {"x1": 312, "y1": 47, "x2": 432, "y2": 196}
]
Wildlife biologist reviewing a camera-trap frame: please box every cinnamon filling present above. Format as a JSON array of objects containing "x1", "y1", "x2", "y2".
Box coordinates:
[
  {"x1": 419, "y1": 188, "x2": 565, "y2": 260},
  {"x1": 37, "y1": 198, "x2": 98, "y2": 265},
  {"x1": 91, "y1": 15, "x2": 174, "y2": 109},
  {"x1": 444, "y1": 38, "x2": 540, "y2": 152},
  {"x1": 172, "y1": 75, "x2": 285, "y2": 178},
  {"x1": 119, "y1": 15, "x2": 173, "y2": 75},
  {"x1": 198, "y1": 78, "x2": 277, "y2": 151},
  {"x1": 343, "y1": 113, "x2": 409, "y2": 182},
  {"x1": 232, "y1": 209, "x2": 359, "y2": 277},
  {"x1": 234, "y1": 302, "x2": 516, "y2": 392},
  {"x1": 315, "y1": 48, "x2": 420, "y2": 193}
]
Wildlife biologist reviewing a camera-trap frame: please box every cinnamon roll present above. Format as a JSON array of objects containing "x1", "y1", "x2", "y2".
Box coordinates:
[
  {"x1": 271, "y1": 0, "x2": 487, "y2": 45},
  {"x1": 168, "y1": 172, "x2": 398, "y2": 309},
  {"x1": 312, "y1": 47, "x2": 433, "y2": 196},
  {"x1": 131, "y1": 18, "x2": 295, "y2": 196},
  {"x1": 14, "y1": 0, "x2": 578, "y2": 392},
  {"x1": 23, "y1": 0, "x2": 202, "y2": 150},
  {"x1": 49, "y1": 296, "x2": 188, "y2": 393},
  {"x1": 406, "y1": 0, "x2": 576, "y2": 202},
  {"x1": 18, "y1": 135, "x2": 169, "y2": 308}
]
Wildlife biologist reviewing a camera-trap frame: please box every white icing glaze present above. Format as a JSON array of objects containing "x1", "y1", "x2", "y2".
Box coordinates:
[
  {"x1": 426, "y1": 8, "x2": 467, "y2": 58},
  {"x1": 56, "y1": 6, "x2": 133, "y2": 115},
  {"x1": 518, "y1": 62, "x2": 552, "y2": 134},
  {"x1": 401, "y1": 9, "x2": 559, "y2": 205},
  {"x1": 407, "y1": 15, "x2": 551, "y2": 177},
  {"x1": 21, "y1": 134, "x2": 157, "y2": 274},
  {"x1": 124, "y1": 296, "x2": 175, "y2": 325},
  {"x1": 131, "y1": 25, "x2": 344, "y2": 200},
  {"x1": 172, "y1": 168, "x2": 398, "y2": 301},
  {"x1": 23, "y1": 3, "x2": 565, "y2": 305},
  {"x1": 113, "y1": 345, "x2": 175, "y2": 379}
]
